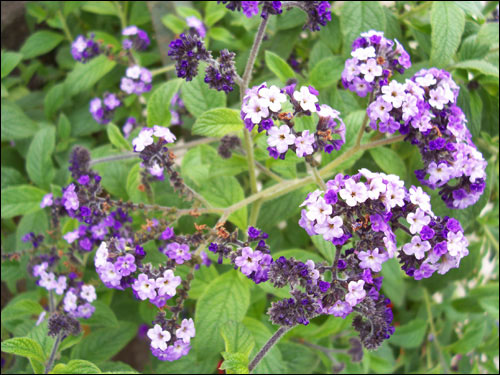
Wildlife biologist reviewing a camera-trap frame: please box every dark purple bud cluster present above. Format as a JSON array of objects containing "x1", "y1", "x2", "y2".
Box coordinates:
[
  {"x1": 297, "y1": 1, "x2": 332, "y2": 31},
  {"x1": 168, "y1": 33, "x2": 212, "y2": 81},
  {"x1": 204, "y1": 49, "x2": 237, "y2": 93},
  {"x1": 71, "y1": 34, "x2": 101, "y2": 63},
  {"x1": 122, "y1": 25, "x2": 150, "y2": 51},
  {"x1": 218, "y1": 135, "x2": 241, "y2": 159},
  {"x1": 48, "y1": 313, "x2": 81, "y2": 337},
  {"x1": 342, "y1": 30, "x2": 411, "y2": 97},
  {"x1": 219, "y1": 1, "x2": 282, "y2": 19},
  {"x1": 241, "y1": 82, "x2": 345, "y2": 161}
]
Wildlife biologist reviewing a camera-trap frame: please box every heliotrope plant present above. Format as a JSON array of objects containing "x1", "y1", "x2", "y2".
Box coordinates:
[{"x1": 1, "y1": 1, "x2": 495, "y2": 374}]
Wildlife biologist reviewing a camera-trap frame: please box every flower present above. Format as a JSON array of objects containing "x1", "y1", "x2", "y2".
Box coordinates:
[
  {"x1": 293, "y1": 86, "x2": 318, "y2": 112},
  {"x1": 267, "y1": 125, "x2": 296, "y2": 154},
  {"x1": 40, "y1": 193, "x2": 53, "y2": 208},
  {"x1": 156, "y1": 270, "x2": 181, "y2": 296},
  {"x1": 153, "y1": 126, "x2": 176, "y2": 143},
  {"x1": 235, "y1": 247, "x2": 262, "y2": 276},
  {"x1": 132, "y1": 128, "x2": 154, "y2": 152},
  {"x1": 165, "y1": 242, "x2": 192, "y2": 264},
  {"x1": 175, "y1": 318, "x2": 195, "y2": 343},
  {"x1": 132, "y1": 274, "x2": 157, "y2": 300},
  {"x1": 358, "y1": 248, "x2": 388, "y2": 272},
  {"x1": 122, "y1": 25, "x2": 150, "y2": 51},
  {"x1": 80, "y1": 285, "x2": 97, "y2": 303},
  {"x1": 148, "y1": 324, "x2": 171, "y2": 351},
  {"x1": 71, "y1": 34, "x2": 100, "y2": 62},
  {"x1": 345, "y1": 280, "x2": 366, "y2": 306}
]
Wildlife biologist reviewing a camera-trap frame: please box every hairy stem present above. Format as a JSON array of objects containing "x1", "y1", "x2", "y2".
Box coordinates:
[
  {"x1": 151, "y1": 64, "x2": 175, "y2": 76},
  {"x1": 44, "y1": 333, "x2": 62, "y2": 374},
  {"x1": 241, "y1": 17, "x2": 269, "y2": 89},
  {"x1": 354, "y1": 92, "x2": 373, "y2": 148},
  {"x1": 248, "y1": 325, "x2": 293, "y2": 372}
]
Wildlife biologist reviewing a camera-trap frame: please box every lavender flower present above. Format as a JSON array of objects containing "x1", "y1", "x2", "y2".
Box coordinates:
[
  {"x1": 122, "y1": 26, "x2": 150, "y2": 51},
  {"x1": 71, "y1": 34, "x2": 100, "y2": 62},
  {"x1": 89, "y1": 93, "x2": 121, "y2": 124},
  {"x1": 122, "y1": 117, "x2": 137, "y2": 138},
  {"x1": 121, "y1": 65, "x2": 152, "y2": 95},
  {"x1": 186, "y1": 16, "x2": 207, "y2": 37}
]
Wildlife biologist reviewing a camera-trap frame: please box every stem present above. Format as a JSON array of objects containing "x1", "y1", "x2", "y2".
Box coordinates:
[
  {"x1": 248, "y1": 199, "x2": 262, "y2": 227},
  {"x1": 151, "y1": 64, "x2": 175, "y2": 77},
  {"x1": 354, "y1": 92, "x2": 373, "y2": 148},
  {"x1": 243, "y1": 130, "x2": 259, "y2": 195},
  {"x1": 114, "y1": 1, "x2": 127, "y2": 29},
  {"x1": 248, "y1": 325, "x2": 293, "y2": 372},
  {"x1": 423, "y1": 288, "x2": 449, "y2": 373},
  {"x1": 255, "y1": 161, "x2": 283, "y2": 182},
  {"x1": 48, "y1": 291, "x2": 55, "y2": 313},
  {"x1": 44, "y1": 333, "x2": 63, "y2": 374},
  {"x1": 57, "y1": 10, "x2": 73, "y2": 42},
  {"x1": 241, "y1": 17, "x2": 269, "y2": 89},
  {"x1": 332, "y1": 246, "x2": 342, "y2": 279},
  {"x1": 312, "y1": 167, "x2": 327, "y2": 190}
]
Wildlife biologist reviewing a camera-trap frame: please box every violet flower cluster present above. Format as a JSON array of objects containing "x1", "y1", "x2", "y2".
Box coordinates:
[
  {"x1": 147, "y1": 318, "x2": 195, "y2": 361},
  {"x1": 241, "y1": 82, "x2": 345, "y2": 160},
  {"x1": 71, "y1": 34, "x2": 101, "y2": 63},
  {"x1": 122, "y1": 25, "x2": 151, "y2": 51},
  {"x1": 219, "y1": 1, "x2": 331, "y2": 31},
  {"x1": 89, "y1": 93, "x2": 122, "y2": 125},
  {"x1": 168, "y1": 33, "x2": 237, "y2": 93},
  {"x1": 341, "y1": 30, "x2": 411, "y2": 97}
]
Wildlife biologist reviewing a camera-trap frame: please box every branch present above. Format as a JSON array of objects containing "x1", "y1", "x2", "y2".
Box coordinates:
[{"x1": 248, "y1": 325, "x2": 293, "y2": 372}]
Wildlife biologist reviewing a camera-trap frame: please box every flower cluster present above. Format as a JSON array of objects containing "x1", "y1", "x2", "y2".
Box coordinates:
[
  {"x1": 241, "y1": 82, "x2": 345, "y2": 160},
  {"x1": 219, "y1": 1, "x2": 331, "y2": 30},
  {"x1": 342, "y1": 30, "x2": 411, "y2": 97},
  {"x1": 122, "y1": 25, "x2": 150, "y2": 51},
  {"x1": 186, "y1": 15, "x2": 206, "y2": 37},
  {"x1": 204, "y1": 49, "x2": 237, "y2": 93},
  {"x1": 365, "y1": 66, "x2": 487, "y2": 209},
  {"x1": 71, "y1": 34, "x2": 100, "y2": 62},
  {"x1": 168, "y1": 32, "x2": 211, "y2": 81},
  {"x1": 120, "y1": 65, "x2": 153, "y2": 95},
  {"x1": 89, "y1": 93, "x2": 122, "y2": 125},
  {"x1": 148, "y1": 318, "x2": 195, "y2": 361}
]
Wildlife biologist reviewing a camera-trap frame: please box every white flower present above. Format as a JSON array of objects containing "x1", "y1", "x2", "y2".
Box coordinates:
[
  {"x1": 351, "y1": 46, "x2": 376, "y2": 61},
  {"x1": 126, "y1": 65, "x2": 142, "y2": 79},
  {"x1": 132, "y1": 128, "x2": 154, "y2": 152},
  {"x1": 80, "y1": 285, "x2": 97, "y2": 303},
  {"x1": 267, "y1": 125, "x2": 296, "y2": 154},
  {"x1": 63, "y1": 230, "x2": 80, "y2": 244},
  {"x1": 63, "y1": 290, "x2": 78, "y2": 312},
  {"x1": 314, "y1": 215, "x2": 344, "y2": 241},
  {"x1": 409, "y1": 186, "x2": 432, "y2": 213},
  {"x1": 381, "y1": 81, "x2": 406, "y2": 108},
  {"x1": 415, "y1": 73, "x2": 436, "y2": 87},
  {"x1": 176, "y1": 318, "x2": 196, "y2": 343},
  {"x1": 427, "y1": 162, "x2": 453, "y2": 186},
  {"x1": 244, "y1": 97, "x2": 270, "y2": 124},
  {"x1": 258, "y1": 85, "x2": 286, "y2": 112},
  {"x1": 305, "y1": 197, "x2": 332, "y2": 224},
  {"x1": 345, "y1": 280, "x2": 366, "y2": 306},
  {"x1": 156, "y1": 269, "x2": 182, "y2": 296},
  {"x1": 148, "y1": 324, "x2": 171, "y2": 350},
  {"x1": 95, "y1": 242, "x2": 109, "y2": 268},
  {"x1": 153, "y1": 125, "x2": 176, "y2": 143},
  {"x1": 293, "y1": 86, "x2": 318, "y2": 112},
  {"x1": 403, "y1": 235, "x2": 431, "y2": 260},
  {"x1": 295, "y1": 130, "x2": 315, "y2": 157},
  {"x1": 447, "y1": 231, "x2": 469, "y2": 257},
  {"x1": 406, "y1": 208, "x2": 431, "y2": 234},
  {"x1": 359, "y1": 58, "x2": 382, "y2": 82},
  {"x1": 339, "y1": 178, "x2": 368, "y2": 207}
]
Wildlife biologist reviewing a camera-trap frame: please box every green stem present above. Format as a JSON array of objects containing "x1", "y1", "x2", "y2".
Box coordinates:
[
  {"x1": 57, "y1": 10, "x2": 73, "y2": 42},
  {"x1": 44, "y1": 333, "x2": 63, "y2": 374},
  {"x1": 248, "y1": 325, "x2": 293, "y2": 372},
  {"x1": 248, "y1": 199, "x2": 262, "y2": 227},
  {"x1": 151, "y1": 64, "x2": 175, "y2": 76},
  {"x1": 114, "y1": 1, "x2": 127, "y2": 29},
  {"x1": 312, "y1": 167, "x2": 327, "y2": 190},
  {"x1": 354, "y1": 92, "x2": 373, "y2": 148},
  {"x1": 423, "y1": 288, "x2": 449, "y2": 373}
]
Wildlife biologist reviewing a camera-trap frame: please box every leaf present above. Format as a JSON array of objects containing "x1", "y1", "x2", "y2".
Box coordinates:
[
  {"x1": 221, "y1": 321, "x2": 255, "y2": 358},
  {"x1": 125, "y1": 163, "x2": 148, "y2": 203},
  {"x1": 107, "y1": 123, "x2": 132, "y2": 151},
  {"x1": 2, "y1": 299, "x2": 43, "y2": 332},
  {"x1": 341, "y1": 2, "x2": 386, "y2": 51},
  {"x1": 257, "y1": 189, "x2": 308, "y2": 230},
  {"x1": 52, "y1": 360, "x2": 102, "y2": 374},
  {"x1": 451, "y1": 60, "x2": 499, "y2": 77},
  {"x1": 161, "y1": 14, "x2": 186, "y2": 34},
  {"x1": 20, "y1": 31, "x2": 64, "y2": 59},
  {"x1": 430, "y1": 2, "x2": 465, "y2": 67},
  {"x1": 310, "y1": 235, "x2": 335, "y2": 263},
  {"x1": 1, "y1": 100, "x2": 39, "y2": 141},
  {"x1": 447, "y1": 319, "x2": 487, "y2": 354},
  {"x1": 388, "y1": 318, "x2": 427, "y2": 349},
  {"x1": 16, "y1": 210, "x2": 48, "y2": 251},
  {"x1": 380, "y1": 258, "x2": 405, "y2": 307},
  {"x1": 71, "y1": 321, "x2": 136, "y2": 363},
  {"x1": 81, "y1": 1, "x2": 117, "y2": 16},
  {"x1": 265, "y1": 51, "x2": 295, "y2": 83},
  {"x1": 194, "y1": 271, "x2": 250, "y2": 362},
  {"x1": 146, "y1": 79, "x2": 183, "y2": 127},
  {"x1": 192, "y1": 108, "x2": 243, "y2": 137},
  {"x1": 200, "y1": 176, "x2": 247, "y2": 230},
  {"x1": 26, "y1": 127, "x2": 56, "y2": 189},
  {"x1": 1, "y1": 185, "x2": 47, "y2": 219},
  {"x1": 220, "y1": 352, "x2": 250, "y2": 374},
  {"x1": 176, "y1": 6, "x2": 202, "y2": 19},
  {"x1": 84, "y1": 301, "x2": 119, "y2": 328},
  {"x1": 181, "y1": 62, "x2": 226, "y2": 118},
  {"x1": 309, "y1": 56, "x2": 344, "y2": 89},
  {"x1": 1, "y1": 337, "x2": 46, "y2": 365},
  {"x1": 45, "y1": 83, "x2": 69, "y2": 118},
  {"x1": 369, "y1": 147, "x2": 407, "y2": 179},
  {"x1": 1, "y1": 167, "x2": 26, "y2": 189},
  {"x1": 205, "y1": 2, "x2": 227, "y2": 27},
  {"x1": 1, "y1": 51, "x2": 23, "y2": 79},
  {"x1": 209, "y1": 27, "x2": 235, "y2": 43},
  {"x1": 64, "y1": 55, "x2": 116, "y2": 97}
]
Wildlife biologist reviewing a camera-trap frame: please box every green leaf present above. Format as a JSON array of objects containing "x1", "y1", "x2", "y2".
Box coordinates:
[
  {"x1": 52, "y1": 360, "x2": 102, "y2": 374},
  {"x1": 257, "y1": 188, "x2": 308, "y2": 230},
  {"x1": 84, "y1": 301, "x2": 119, "y2": 328},
  {"x1": 476, "y1": 22, "x2": 499, "y2": 47},
  {"x1": 220, "y1": 352, "x2": 250, "y2": 374},
  {"x1": 1, "y1": 337, "x2": 46, "y2": 365},
  {"x1": 161, "y1": 14, "x2": 187, "y2": 34},
  {"x1": 64, "y1": 55, "x2": 116, "y2": 97},
  {"x1": 209, "y1": 27, "x2": 235, "y2": 43},
  {"x1": 2, "y1": 299, "x2": 43, "y2": 331},
  {"x1": 1, "y1": 167, "x2": 27, "y2": 189},
  {"x1": 430, "y1": 2, "x2": 465, "y2": 67},
  {"x1": 319, "y1": 12, "x2": 342, "y2": 53},
  {"x1": 181, "y1": 62, "x2": 226, "y2": 118},
  {"x1": 20, "y1": 31, "x2": 64, "y2": 59},
  {"x1": 265, "y1": 50, "x2": 295, "y2": 83},
  {"x1": 205, "y1": 2, "x2": 227, "y2": 26},
  {"x1": 195, "y1": 271, "x2": 250, "y2": 362},
  {"x1": 221, "y1": 321, "x2": 255, "y2": 358},
  {"x1": 176, "y1": 6, "x2": 202, "y2": 19},
  {"x1": 388, "y1": 318, "x2": 427, "y2": 349},
  {"x1": 341, "y1": 2, "x2": 386, "y2": 51},
  {"x1": 447, "y1": 319, "x2": 487, "y2": 354},
  {"x1": 146, "y1": 79, "x2": 183, "y2": 127},
  {"x1": 45, "y1": 83, "x2": 69, "y2": 118},
  {"x1": 16, "y1": 210, "x2": 48, "y2": 251},
  {"x1": 81, "y1": 1, "x2": 117, "y2": 16},
  {"x1": 71, "y1": 321, "x2": 136, "y2": 363},
  {"x1": 1, "y1": 185, "x2": 47, "y2": 219},
  {"x1": 107, "y1": 124, "x2": 132, "y2": 151},
  {"x1": 451, "y1": 60, "x2": 499, "y2": 77},
  {"x1": 311, "y1": 235, "x2": 335, "y2": 263},
  {"x1": 479, "y1": 296, "x2": 499, "y2": 319},
  {"x1": 380, "y1": 258, "x2": 405, "y2": 307},
  {"x1": 200, "y1": 176, "x2": 247, "y2": 229},
  {"x1": 125, "y1": 163, "x2": 148, "y2": 203},
  {"x1": 192, "y1": 108, "x2": 243, "y2": 137},
  {"x1": 26, "y1": 127, "x2": 56, "y2": 189},
  {"x1": 309, "y1": 56, "x2": 344, "y2": 89},
  {"x1": 1, "y1": 51, "x2": 23, "y2": 79},
  {"x1": 1, "y1": 100, "x2": 39, "y2": 141},
  {"x1": 369, "y1": 147, "x2": 407, "y2": 179}
]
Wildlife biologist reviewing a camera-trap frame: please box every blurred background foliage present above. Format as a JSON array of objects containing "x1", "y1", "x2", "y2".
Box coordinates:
[{"x1": 1, "y1": 1, "x2": 499, "y2": 374}]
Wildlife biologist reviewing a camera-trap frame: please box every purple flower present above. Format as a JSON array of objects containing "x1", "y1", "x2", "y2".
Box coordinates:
[
  {"x1": 165, "y1": 242, "x2": 192, "y2": 264},
  {"x1": 122, "y1": 26, "x2": 150, "y2": 51},
  {"x1": 115, "y1": 254, "x2": 137, "y2": 276},
  {"x1": 71, "y1": 34, "x2": 100, "y2": 62},
  {"x1": 40, "y1": 193, "x2": 53, "y2": 208},
  {"x1": 121, "y1": 65, "x2": 152, "y2": 95}
]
